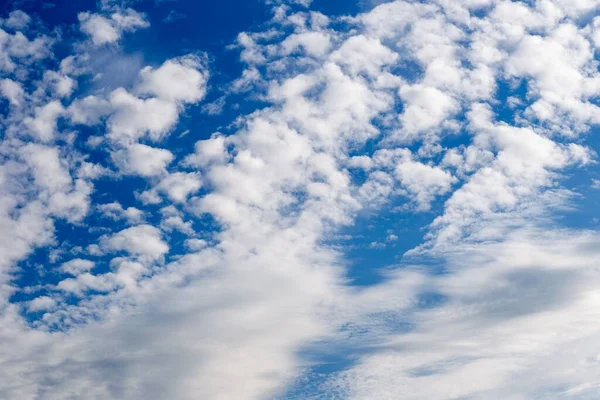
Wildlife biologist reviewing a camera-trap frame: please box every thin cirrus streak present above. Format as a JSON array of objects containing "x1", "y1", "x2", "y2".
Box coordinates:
[{"x1": 0, "y1": 0, "x2": 599, "y2": 399}]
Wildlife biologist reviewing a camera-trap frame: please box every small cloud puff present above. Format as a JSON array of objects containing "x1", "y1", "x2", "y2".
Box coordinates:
[{"x1": 79, "y1": 8, "x2": 149, "y2": 46}]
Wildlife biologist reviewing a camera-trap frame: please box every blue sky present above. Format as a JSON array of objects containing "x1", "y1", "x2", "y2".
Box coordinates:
[{"x1": 2, "y1": 0, "x2": 600, "y2": 399}]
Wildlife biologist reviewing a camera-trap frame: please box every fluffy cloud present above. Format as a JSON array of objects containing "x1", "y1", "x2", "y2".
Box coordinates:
[
  {"x1": 398, "y1": 84, "x2": 459, "y2": 137},
  {"x1": 136, "y1": 55, "x2": 208, "y2": 103},
  {"x1": 79, "y1": 8, "x2": 149, "y2": 46},
  {"x1": 111, "y1": 143, "x2": 174, "y2": 177},
  {"x1": 98, "y1": 202, "x2": 144, "y2": 224},
  {"x1": 107, "y1": 88, "x2": 180, "y2": 142},
  {"x1": 183, "y1": 134, "x2": 230, "y2": 168},
  {"x1": 21, "y1": 144, "x2": 72, "y2": 193},
  {"x1": 156, "y1": 172, "x2": 202, "y2": 202},
  {"x1": 2, "y1": 1, "x2": 600, "y2": 399},
  {"x1": 60, "y1": 258, "x2": 95, "y2": 276},
  {"x1": 66, "y1": 56, "x2": 209, "y2": 145},
  {"x1": 27, "y1": 296, "x2": 56, "y2": 312},
  {"x1": 395, "y1": 153, "x2": 457, "y2": 211},
  {"x1": 0, "y1": 24, "x2": 51, "y2": 72},
  {"x1": 330, "y1": 35, "x2": 398, "y2": 77},
  {"x1": 23, "y1": 101, "x2": 64, "y2": 142},
  {"x1": 3, "y1": 10, "x2": 31, "y2": 30},
  {"x1": 101, "y1": 225, "x2": 169, "y2": 261},
  {"x1": 0, "y1": 78, "x2": 24, "y2": 106}
]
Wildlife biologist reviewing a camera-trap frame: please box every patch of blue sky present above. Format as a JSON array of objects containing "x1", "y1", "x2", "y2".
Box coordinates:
[
  {"x1": 551, "y1": 166, "x2": 600, "y2": 231},
  {"x1": 333, "y1": 203, "x2": 437, "y2": 285}
]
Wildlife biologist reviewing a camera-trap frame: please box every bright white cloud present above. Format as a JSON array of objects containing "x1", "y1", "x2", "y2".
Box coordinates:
[
  {"x1": 23, "y1": 101, "x2": 64, "y2": 142},
  {"x1": 98, "y1": 202, "x2": 144, "y2": 224},
  {"x1": 79, "y1": 8, "x2": 149, "y2": 46},
  {"x1": 395, "y1": 153, "x2": 457, "y2": 211},
  {"x1": 0, "y1": 78, "x2": 24, "y2": 106},
  {"x1": 101, "y1": 224, "x2": 169, "y2": 261},
  {"x1": 98, "y1": 56, "x2": 208, "y2": 144},
  {"x1": 20, "y1": 144, "x2": 72, "y2": 193},
  {"x1": 155, "y1": 172, "x2": 202, "y2": 203},
  {"x1": 0, "y1": 26, "x2": 51, "y2": 72},
  {"x1": 27, "y1": 296, "x2": 56, "y2": 312},
  {"x1": 184, "y1": 134, "x2": 230, "y2": 168},
  {"x1": 330, "y1": 35, "x2": 398, "y2": 77},
  {"x1": 107, "y1": 88, "x2": 180, "y2": 143},
  {"x1": 112, "y1": 143, "x2": 174, "y2": 177},
  {"x1": 398, "y1": 84, "x2": 459, "y2": 138},
  {"x1": 43, "y1": 70, "x2": 77, "y2": 98},
  {"x1": 60, "y1": 258, "x2": 95, "y2": 276},
  {"x1": 2, "y1": 1, "x2": 600, "y2": 399},
  {"x1": 136, "y1": 55, "x2": 208, "y2": 103}
]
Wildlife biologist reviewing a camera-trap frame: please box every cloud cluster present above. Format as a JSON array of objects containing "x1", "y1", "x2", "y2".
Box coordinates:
[
  {"x1": 0, "y1": 0, "x2": 600, "y2": 399},
  {"x1": 79, "y1": 8, "x2": 149, "y2": 46}
]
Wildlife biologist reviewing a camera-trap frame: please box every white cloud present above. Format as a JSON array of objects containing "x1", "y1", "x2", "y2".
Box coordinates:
[
  {"x1": 67, "y1": 95, "x2": 112, "y2": 125},
  {"x1": 56, "y1": 257, "x2": 150, "y2": 296},
  {"x1": 99, "y1": 56, "x2": 208, "y2": 144},
  {"x1": 0, "y1": 78, "x2": 24, "y2": 106},
  {"x1": 330, "y1": 35, "x2": 398, "y2": 77},
  {"x1": 136, "y1": 55, "x2": 208, "y2": 103},
  {"x1": 503, "y1": 23, "x2": 600, "y2": 132},
  {"x1": 398, "y1": 84, "x2": 458, "y2": 138},
  {"x1": 79, "y1": 14, "x2": 118, "y2": 45},
  {"x1": 43, "y1": 70, "x2": 77, "y2": 98},
  {"x1": 136, "y1": 188, "x2": 163, "y2": 205},
  {"x1": 23, "y1": 101, "x2": 64, "y2": 142},
  {"x1": 395, "y1": 153, "x2": 457, "y2": 211},
  {"x1": 347, "y1": 155, "x2": 373, "y2": 170},
  {"x1": 183, "y1": 134, "x2": 230, "y2": 168},
  {"x1": 424, "y1": 103, "x2": 591, "y2": 248},
  {"x1": 159, "y1": 206, "x2": 194, "y2": 236},
  {"x1": 27, "y1": 296, "x2": 56, "y2": 312},
  {"x1": 3, "y1": 1, "x2": 600, "y2": 399},
  {"x1": 60, "y1": 258, "x2": 95, "y2": 276},
  {"x1": 101, "y1": 225, "x2": 169, "y2": 261},
  {"x1": 98, "y1": 202, "x2": 144, "y2": 225},
  {"x1": 20, "y1": 144, "x2": 71, "y2": 193},
  {"x1": 0, "y1": 27, "x2": 51, "y2": 72},
  {"x1": 201, "y1": 96, "x2": 226, "y2": 115},
  {"x1": 155, "y1": 172, "x2": 202, "y2": 203},
  {"x1": 184, "y1": 238, "x2": 208, "y2": 251},
  {"x1": 76, "y1": 161, "x2": 111, "y2": 180},
  {"x1": 160, "y1": 215, "x2": 194, "y2": 235},
  {"x1": 107, "y1": 88, "x2": 179, "y2": 143},
  {"x1": 4, "y1": 10, "x2": 31, "y2": 30},
  {"x1": 112, "y1": 143, "x2": 174, "y2": 177},
  {"x1": 357, "y1": 170, "x2": 395, "y2": 207},
  {"x1": 79, "y1": 8, "x2": 149, "y2": 46},
  {"x1": 282, "y1": 31, "x2": 332, "y2": 57}
]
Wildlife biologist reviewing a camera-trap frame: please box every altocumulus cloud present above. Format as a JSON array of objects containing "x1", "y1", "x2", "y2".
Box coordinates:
[{"x1": 1, "y1": 0, "x2": 600, "y2": 399}]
